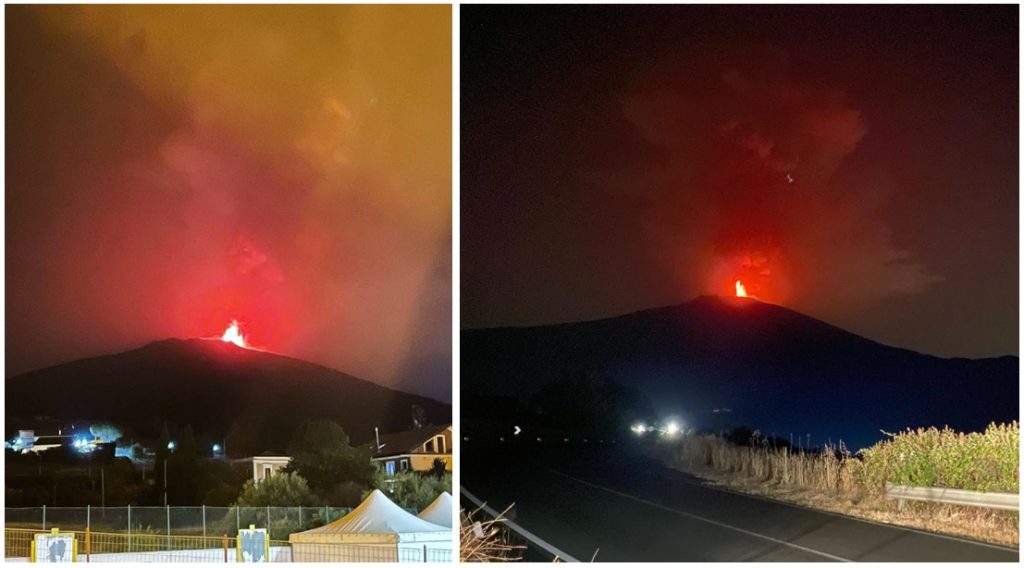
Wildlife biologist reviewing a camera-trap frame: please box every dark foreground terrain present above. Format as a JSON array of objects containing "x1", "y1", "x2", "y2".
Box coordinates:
[
  {"x1": 463, "y1": 296, "x2": 1018, "y2": 451},
  {"x1": 463, "y1": 440, "x2": 1019, "y2": 562},
  {"x1": 7, "y1": 338, "x2": 450, "y2": 447}
]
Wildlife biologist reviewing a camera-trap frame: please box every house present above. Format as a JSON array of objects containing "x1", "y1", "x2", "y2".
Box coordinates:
[
  {"x1": 251, "y1": 455, "x2": 291, "y2": 483},
  {"x1": 368, "y1": 425, "x2": 452, "y2": 475}
]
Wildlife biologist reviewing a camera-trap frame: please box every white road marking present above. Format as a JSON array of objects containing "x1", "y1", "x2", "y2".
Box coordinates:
[
  {"x1": 460, "y1": 486, "x2": 582, "y2": 562},
  {"x1": 547, "y1": 469, "x2": 853, "y2": 562}
]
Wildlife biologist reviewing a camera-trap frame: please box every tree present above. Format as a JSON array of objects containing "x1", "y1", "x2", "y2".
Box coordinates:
[
  {"x1": 282, "y1": 420, "x2": 375, "y2": 503},
  {"x1": 430, "y1": 458, "x2": 447, "y2": 478},
  {"x1": 167, "y1": 425, "x2": 203, "y2": 504},
  {"x1": 234, "y1": 472, "x2": 318, "y2": 507},
  {"x1": 532, "y1": 371, "x2": 655, "y2": 437},
  {"x1": 370, "y1": 470, "x2": 451, "y2": 512},
  {"x1": 225, "y1": 417, "x2": 264, "y2": 458},
  {"x1": 88, "y1": 423, "x2": 123, "y2": 443}
]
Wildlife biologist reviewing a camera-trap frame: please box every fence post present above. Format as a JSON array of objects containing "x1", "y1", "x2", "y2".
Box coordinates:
[
  {"x1": 127, "y1": 505, "x2": 132, "y2": 552},
  {"x1": 166, "y1": 504, "x2": 171, "y2": 550},
  {"x1": 298, "y1": 506, "x2": 302, "y2": 527},
  {"x1": 267, "y1": 505, "x2": 271, "y2": 529},
  {"x1": 85, "y1": 527, "x2": 91, "y2": 563},
  {"x1": 87, "y1": 504, "x2": 91, "y2": 531},
  {"x1": 223, "y1": 534, "x2": 229, "y2": 563},
  {"x1": 236, "y1": 507, "x2": 240, "y2": 535},
  {"x1": 42, "y1": 504, "x2": 46, "y2": 530},
  {"x1": 423, "y1": 544, "x2": 427, "y2": 562},
  {"x1": 203, "y1": 505, "x2": 207, "y2": 537}
]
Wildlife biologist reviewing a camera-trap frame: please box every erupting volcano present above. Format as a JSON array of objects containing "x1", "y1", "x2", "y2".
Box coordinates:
[
  {"x1": 221, "y1": 320, "x2": 249, "y2": 348},
  {"x1": 735, "y1": 280, "x2": 748, "y2": 298}
]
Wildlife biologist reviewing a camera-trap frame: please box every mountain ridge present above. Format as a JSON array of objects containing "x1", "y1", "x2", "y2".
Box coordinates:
[
  {"x1": 462, "y1": 295, "x2": 1018, "y2": 449},
  {"x1": 6, "y1": 338, "x2": 451, "y2": 450}
]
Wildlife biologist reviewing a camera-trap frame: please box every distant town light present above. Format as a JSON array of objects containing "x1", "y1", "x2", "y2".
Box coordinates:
[
  {"x1": 631, "y1": 423, "x2": 646, "y2": 435},
  {"x1": 665, "y1": 421, "x2": 680, "y2": 436},
  {"x1": 167, "y1": 441, "x2": 176, "y2": 451},
  {"x1": 212, "y1": 444, "x2": 222, "y2": 453},
  {"x1": 71, "y1": 436, "x2": 94, "y2": 453}
]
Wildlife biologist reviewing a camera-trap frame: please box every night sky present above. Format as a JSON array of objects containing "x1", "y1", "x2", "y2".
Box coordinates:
[
  {"x1": 7, "y1": 5, "x2": 452, "y2": 401},
  {"x1": 462, "y1": 5, "x2": 1018, "y2": 359}
]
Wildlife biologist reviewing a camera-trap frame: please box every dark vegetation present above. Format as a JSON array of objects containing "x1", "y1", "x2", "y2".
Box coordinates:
[{"x1": 6, "y1": 419, "x2": 448, "y2": 510}]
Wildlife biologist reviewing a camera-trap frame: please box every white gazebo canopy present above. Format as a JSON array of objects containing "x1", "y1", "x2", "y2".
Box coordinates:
[
  {"x1": 417, "y1": 492, "x2": 452, "y2": 528},
  {"x1": 290, "y1": 489, "x2": 450, "y2": 545}
]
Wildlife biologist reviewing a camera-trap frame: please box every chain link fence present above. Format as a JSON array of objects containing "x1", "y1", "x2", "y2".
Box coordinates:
[{"x1": 6, "y1": 506, "x2": 352, "y2": 540}]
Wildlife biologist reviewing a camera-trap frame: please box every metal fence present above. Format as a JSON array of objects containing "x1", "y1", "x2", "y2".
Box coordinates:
[
  {"x1": 4, "y1": 528, "x2": 453, "y2": 563},
  {"x1": 5, "y1": 506, "x2": 351, "y2": 539}
]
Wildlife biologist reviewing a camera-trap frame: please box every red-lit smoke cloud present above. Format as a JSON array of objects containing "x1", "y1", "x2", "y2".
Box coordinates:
[
  {"x1": 6, "y1": 6, "x2": 452, "y2": 400},
  {"x1": 618, "y1": 47, "x2": 940, "y2": 316}
]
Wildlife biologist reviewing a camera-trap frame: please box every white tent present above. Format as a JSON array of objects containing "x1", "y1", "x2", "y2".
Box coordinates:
[
  {"x1": 289, "y1": 489, "x2": 452, "y2": 562},
  {"x1": 417, "y1": 492, "x2": 452, "y2": 528}
]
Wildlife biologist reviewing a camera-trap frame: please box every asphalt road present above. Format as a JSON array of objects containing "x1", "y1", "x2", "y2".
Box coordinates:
[{"x1": 462, "y1": 443, "x2": 1019, "y2": 562}]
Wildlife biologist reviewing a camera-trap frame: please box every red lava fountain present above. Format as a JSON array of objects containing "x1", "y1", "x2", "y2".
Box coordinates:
[
  {"x1": 735, "y1": 280, "x2": 748, "y2": 298},
  {"x1": 221, "y1": 320, "x2": 249, "y2": 348}
]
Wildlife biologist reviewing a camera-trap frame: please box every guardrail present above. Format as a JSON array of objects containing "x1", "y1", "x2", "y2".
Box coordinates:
[
  {"x1": 461, "y1": 486, "x2": 580, "y2": 562},
  {"x1": 885, "y1": 484, "x2": 1019, "y2": 511}
]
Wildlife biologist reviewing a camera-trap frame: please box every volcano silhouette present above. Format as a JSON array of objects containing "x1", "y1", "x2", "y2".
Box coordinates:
[
  {"x1": 6, "y1": 338, "x2": 450, "y2": 449},
  {"x1": 462, "y1": 295, "x2": 1017, "y2": 450}
]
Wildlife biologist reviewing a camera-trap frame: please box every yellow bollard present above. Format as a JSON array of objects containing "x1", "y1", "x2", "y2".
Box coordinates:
[{"x1": 223, "y1": 534, "x2": 229, "y2": 563}]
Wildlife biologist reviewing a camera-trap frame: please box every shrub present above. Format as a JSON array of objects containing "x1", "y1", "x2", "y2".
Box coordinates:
[
  {"x1": 858, "y1": 422, "x2": 1019, "y2": 493},
  {"x1": 234, "y1": 472, "x2": 318, "y2": 507},
  {"x1": 370, "y1": 470, "x2": 452, "y2": 512}
]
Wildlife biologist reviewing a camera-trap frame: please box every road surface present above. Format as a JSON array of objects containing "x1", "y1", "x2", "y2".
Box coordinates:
[{"x1": 462, "y1": 443, "x2": 1019, "y2": 562}]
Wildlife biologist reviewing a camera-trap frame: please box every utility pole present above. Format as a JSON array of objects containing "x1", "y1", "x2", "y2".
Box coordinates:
[
  {"x1": 101, "y1": 468, "x2": 105, "y2": 508},
  {"x1": 163, "y1": 459, "x2": 168, "y2": 507}
]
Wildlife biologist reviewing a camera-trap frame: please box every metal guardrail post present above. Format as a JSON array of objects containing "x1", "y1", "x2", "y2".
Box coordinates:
[
  {"x1": 42, "y1": 505, "x2": 46, "y2": 530},
  {"x1": 203, "y1": 505, "x2": 207, "y2": 537}
]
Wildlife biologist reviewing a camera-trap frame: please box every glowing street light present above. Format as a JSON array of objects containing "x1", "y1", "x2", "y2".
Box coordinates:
[
  {"x1": 631, "y1": 423, "x2": 647, "y2": 435},
  {"x1": 665, "y1": 421, "x2": 680, "y2": 436},
  {"x1": 167, "y1": 440, "x2": 176, "y2": 451}
]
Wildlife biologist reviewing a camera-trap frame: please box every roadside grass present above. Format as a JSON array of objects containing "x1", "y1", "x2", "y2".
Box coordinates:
[{"x1": 665, "y1": 423, "x2": 1019, "y2": 547}]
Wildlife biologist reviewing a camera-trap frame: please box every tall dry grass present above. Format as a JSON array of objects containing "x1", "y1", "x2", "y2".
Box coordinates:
[
  {"x1": 668, "y1": 422, "x2": 1020, "y2": 546},
  {"x1": 675, "y1": 432, "x2": 860, "y2": 494},
  {"x1": 460, "y1": 505, "x2": 525, "y2": 562},
  {"x1": 675, "y1": 422, "x2": 1018, "y2": 496}
]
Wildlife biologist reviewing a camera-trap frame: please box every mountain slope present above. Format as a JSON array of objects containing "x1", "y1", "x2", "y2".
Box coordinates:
[
  {"x1": 462, "y1": 296, "x2": 1017, "y2": 449},
  {"x1": 6, "y1": 338, "x2": 450, "y2": 449}
]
